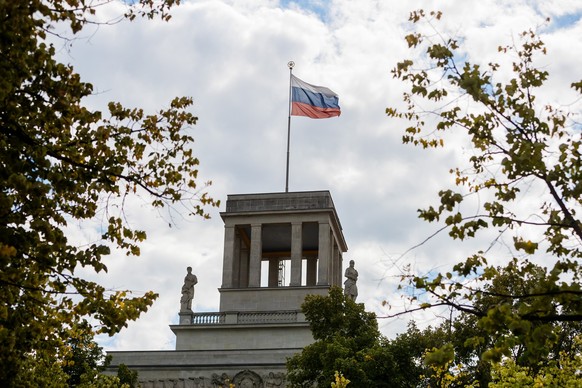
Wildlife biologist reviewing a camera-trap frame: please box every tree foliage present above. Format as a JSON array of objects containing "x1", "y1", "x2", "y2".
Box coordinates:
[
  {"x1": 61, "y1": 321, "x2": 111, "y2": 387},
  {"x1": 422, "y1": 334, "x2": 582, "y2": 387},
  {"x1": 387, "y1": 9, "x2": 582, "y2": 365},
  {"x1": 286, "y1": 287, "x2": 573, "y2": 386},
  {"x1": 406, "y1": 263, "x2": 582, "y2": 386},
  {"x1": 58, "y1": 320, "x2": 138, "y2": 387},
  {"x1": 10, "y1": 322, "x2": 133, "y2": 388},
  {"x1": 287, "y1": 287, "x2": 426, "y2": 387},
  {"x1": 0, "y1": 0, "x2": 219, "y2": 385},
  {"x1": 115, "y1": 364, "x2": 139, "y2": 388},
  {"x1": 488, "y1": 335, "x2": 582, "y2": 388}
]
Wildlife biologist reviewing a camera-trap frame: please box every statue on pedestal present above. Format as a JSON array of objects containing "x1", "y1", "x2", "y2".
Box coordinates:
[
  {"x1": 180, "y1": 266, "x2": 198, "y2": 312},
  {"x1": 343, "y1": 260, "x2": 358, "y2": 301}
]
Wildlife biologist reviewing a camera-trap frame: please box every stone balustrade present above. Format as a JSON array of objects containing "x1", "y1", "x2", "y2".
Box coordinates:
[
  {"x1": 237, "y1": 311, "x2": 298, "y2": 324},
  {"x1": 190, "y1": 312, "x2": 226, "y2": 324},
  {"x1": 189, "y1": 311, "x2": 298, "y2": 325}
]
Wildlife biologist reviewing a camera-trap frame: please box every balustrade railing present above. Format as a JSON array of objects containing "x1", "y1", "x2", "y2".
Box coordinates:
[
  {"x1": 190, "y1": 311, "x2": 297, "y2": 325},
  {"x1": 238, "y1": 311, "x2": 297, "y2": 324},
  {"x1": 191, "y1": 312, "x2": 226, "y2": 324}
]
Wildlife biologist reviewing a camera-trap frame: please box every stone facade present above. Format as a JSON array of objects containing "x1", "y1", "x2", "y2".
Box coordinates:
[{"x1": 107, "y1": 191, "x2": 348, "y2": 387}]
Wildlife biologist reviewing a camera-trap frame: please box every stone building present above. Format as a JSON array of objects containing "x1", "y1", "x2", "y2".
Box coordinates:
[{"x1": 108, "y1": 191, "x2": 348, "y2": 387}]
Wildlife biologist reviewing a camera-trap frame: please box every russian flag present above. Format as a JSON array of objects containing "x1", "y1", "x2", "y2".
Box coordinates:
[{"x1": 290, "y1": 75, "x2": 341, "y2": 119}]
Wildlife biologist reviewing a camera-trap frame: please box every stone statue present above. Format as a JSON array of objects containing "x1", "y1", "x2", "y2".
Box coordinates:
[
  {"x1": 264, "y1": 372, "x2": 284, "y2": 387},
  {"x1": 180, "y1": 266, "x2": 198, "y2": 312},
  {"x1": 343, "y1": 259, "x2": 358, "y2": 301},
  {"x1": 211, "y1": 373, "x2": 230, "y2": 387}
]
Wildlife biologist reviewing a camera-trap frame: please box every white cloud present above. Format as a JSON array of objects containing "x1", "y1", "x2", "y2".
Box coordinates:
[{"x1": 53, "y1": 0, "x2": 582, "y2": 350}]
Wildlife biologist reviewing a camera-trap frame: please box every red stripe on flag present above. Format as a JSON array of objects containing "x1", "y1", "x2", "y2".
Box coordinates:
[{"x1": 291, "y1": 102, "x2": 341, "y2": 119}]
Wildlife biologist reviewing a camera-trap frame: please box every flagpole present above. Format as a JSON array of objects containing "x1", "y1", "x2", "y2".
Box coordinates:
[{"x1": 285, "y1": 61, "x2": 294, "y2": 193}]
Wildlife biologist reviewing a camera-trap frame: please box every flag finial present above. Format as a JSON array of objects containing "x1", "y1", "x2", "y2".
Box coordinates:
[{"x1": 288, "y1": 61, "x2": 295, "y2": 69}]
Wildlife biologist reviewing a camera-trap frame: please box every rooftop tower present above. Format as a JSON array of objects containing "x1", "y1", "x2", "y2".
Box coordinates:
[{"x1": 109, "y1": 191, "x2": 348, "y2": 387}]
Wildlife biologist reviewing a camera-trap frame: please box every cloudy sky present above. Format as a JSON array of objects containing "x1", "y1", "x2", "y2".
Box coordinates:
[{"x1": 55, "y1": 0, "x2": 582, "y2": 351}]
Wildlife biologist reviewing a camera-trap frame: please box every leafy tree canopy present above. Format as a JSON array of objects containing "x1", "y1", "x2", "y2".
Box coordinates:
[
  {"x1": 404, "y1": 261, "x2": 582, "y2": 386},
  {"x1": 61, "y1": 320, "x2": 111, "y2": 387},
  {"x1": 488, "y1": 335, "x2": 582, "y2": 388},
  {"x1": 287, "y1": 287, "x2": 426, "y2": 388},
  {"x1": 0, "y1": 0, "x2": 219, "y2": 385},
  {"x1": 387, "y1": 9, "x2": 581, "y2": 366}
]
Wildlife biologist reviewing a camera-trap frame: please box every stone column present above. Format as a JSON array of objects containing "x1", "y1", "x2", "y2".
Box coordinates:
[
  {"x1": 248, "y1": 223, "x2": 262, "y2": 287},
  {"x1": 232, "y1": 230, "x2": 241, "y2": 288},
  {"x1": 317, "y1": 221, "x2": 331, "y2": 286},
  {"x1": 335, "y1": 247, "x2": 343, "y2": 286},
  {"x1": 221, "y1": 225, "x2": 236, "y2": 288},
  {"x1": 290, "y1": 222, "x2": 302, "y2": 286},
  {"x1": 330, "y1": 241, "x2": 338, "y2": 286},
  {"x1": 239, "y1": 246, "x2": 249, "y2": 288}
]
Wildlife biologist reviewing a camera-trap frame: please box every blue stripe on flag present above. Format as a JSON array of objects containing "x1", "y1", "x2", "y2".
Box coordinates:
[{"x1": 291, "y1": 86, "x2": 339, "y2": 110}]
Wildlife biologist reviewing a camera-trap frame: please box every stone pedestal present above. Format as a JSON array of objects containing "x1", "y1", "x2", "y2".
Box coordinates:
[{"x1": 178, "y1": 311, "x2": 193, "y2": 325}]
